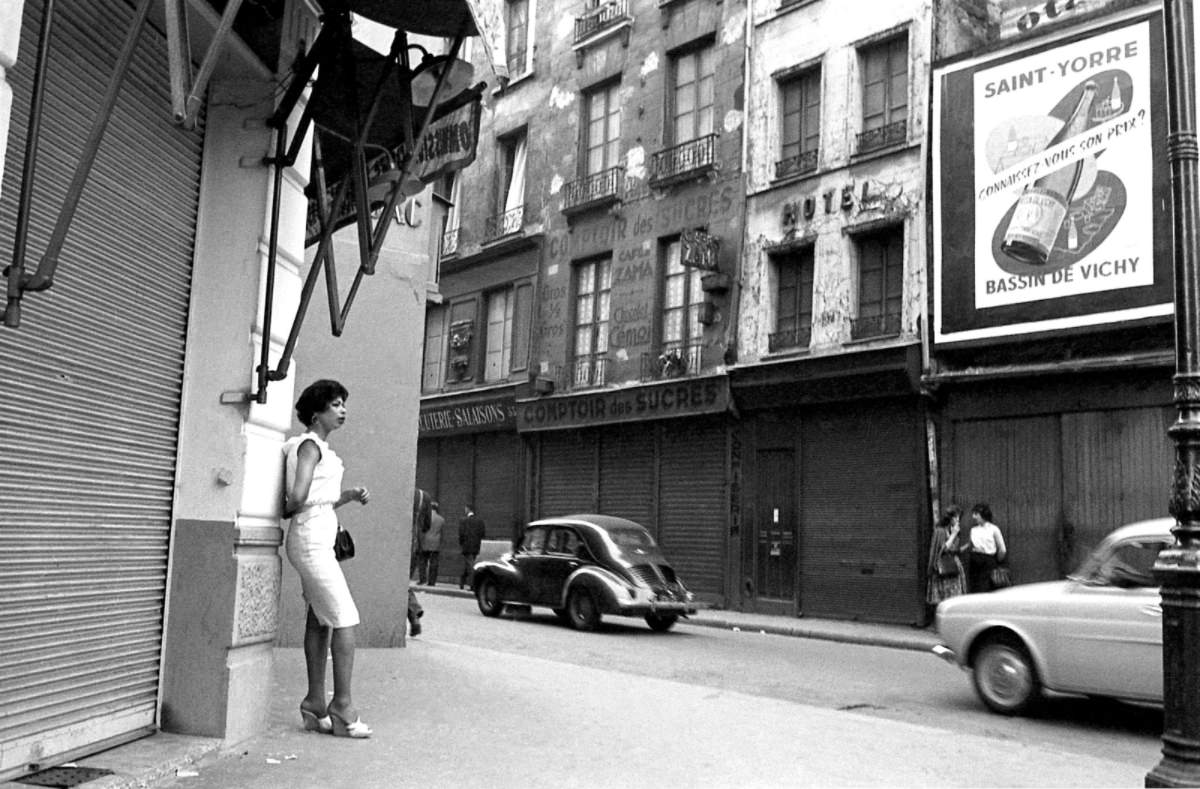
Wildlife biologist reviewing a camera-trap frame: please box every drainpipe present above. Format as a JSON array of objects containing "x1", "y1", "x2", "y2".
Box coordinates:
[{"x1": 722, "y1": 0, "x2": 754, "y2": 365}]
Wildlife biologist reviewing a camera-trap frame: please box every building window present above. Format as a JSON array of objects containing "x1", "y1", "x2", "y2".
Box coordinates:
[
  {"x1": 670, "y1": 45, "x2": 714, "y2": 145},
  {"x1": 512, "y1": 283, "x2": 533, "y2": 372},
  {"x1": 488, "y1": 130, "x2": 526, "y2": 240},
  {"x1": 858, "y1": 36, "x2": 908, "y2": 152},
  {"x1": 572, "y1": 257, "x2": 612, "y2": 387},
  {"x1": 663, "y1": 239, "x2": 703, "y2": 349},
  {"x1": 438, "y1": 172, "x2": 460, "y2": 259},
  {"x1": 484, "y1": 289, "x2": 515, "y2": 382},
  {"x1": 853, "y1": 227, "x2": 903, "y2": 339},
  {"x1": 778, "y1": 68, "x2": 820, "y2": 179},
  {"x1": 422, "y1": 304, "x2": 448, "y2": 392},
  {"x1": 583, "y1": 82, "x2": 621, "y2": 176},
  {"x1": 505, "y1": 0, "x2": 530, "y2": 76},
  {"x1": 770, "y1": 248, "x2": 814, "y2": 352}
]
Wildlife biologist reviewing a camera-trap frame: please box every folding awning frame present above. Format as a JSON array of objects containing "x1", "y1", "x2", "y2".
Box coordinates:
[{"x1": 229, "y1": 9, "x2": 471, "y2": 404}]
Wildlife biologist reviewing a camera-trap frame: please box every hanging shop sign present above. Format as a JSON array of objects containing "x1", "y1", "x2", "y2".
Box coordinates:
[
  {"x1": 931, "y1": 7, "x2": 1172, "y2": 345},
  {"x1": 517, "y1": 375, "x2": 730, "y2": 432}
]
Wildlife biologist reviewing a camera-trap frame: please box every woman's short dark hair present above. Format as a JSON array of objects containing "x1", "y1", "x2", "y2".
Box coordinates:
[
  {"x1": 971, "y1": 502, "x2": 993, "y2": 523},
  {"x1": 295, "y1": 379, "x2": 349, "y2": 427}
]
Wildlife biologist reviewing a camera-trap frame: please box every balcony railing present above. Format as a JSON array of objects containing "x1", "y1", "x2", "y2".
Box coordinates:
[
  {"x1": 850, "y1": 310, "x2": 902, "y2": 340},
  {"x1": 562, "y1": 167, "x2": 624, "y2": 215},
  {"x1": 774, "y1": 148, "x2": 818, "y2": 180},
  {"x1": 562, "y1": 355, "x2": 609, "y2": 389},
  {"x1": 855, "y1": 119, "x2": 907, "y2": 155},
  {"x1": 574, "y1": 0, "x2": 630, "y2": 42},
  {"x1": 767, "y1": 325, "x2": 812, "y2": 353},
  {"x1": 650, "y1": 134, "x2": 717, "y2": 187},
  {"x1": 440, "y1": 227, "x2": 460, "y2": 258},
  {"x1": 640, "y1": 342, "x2": 703, "y2": 381},
  {"x1": 484, "y1": 205, "x2": 524, "y2": 242}
]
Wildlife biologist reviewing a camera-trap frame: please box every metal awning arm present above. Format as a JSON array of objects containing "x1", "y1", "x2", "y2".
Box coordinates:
[{"x1": 3, "y1": 0, "x2": 153, "y2": 329}]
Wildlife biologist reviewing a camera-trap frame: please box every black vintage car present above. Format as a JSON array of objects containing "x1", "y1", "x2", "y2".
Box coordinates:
[{"x1": 471, "y1": 514, "x2": 697, "y2": 632}]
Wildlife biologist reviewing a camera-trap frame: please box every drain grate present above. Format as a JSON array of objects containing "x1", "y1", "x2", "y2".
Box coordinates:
[{"x1": 15, "y1": 766, "x2": 115, "y2": 788}]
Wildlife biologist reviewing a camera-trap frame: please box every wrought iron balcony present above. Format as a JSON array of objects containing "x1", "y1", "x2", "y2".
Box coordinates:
[
  {"x1": 855, "y1": 119, "x2": 907, "y2": 155},
  {"x1": 440, "y1": 226, "x2": 460, "y2": 258},
  {"x1": 767, "y1": 325, "x2": 812, "y2": 353},
  {"x1": 650, "y1": 134, "x2": 717, "y2": 187},
  {"x1": 850, "y1": 310, "x2": 902, "y2": 340},
  {"x1": 563, "y1": 354, "x2": 609, "y2": 389},
  {"x1": 484, "y1": 205, "x2": 524, "y2": 242},
  {"x1": 774, "y1": 149, "x2": 818, "y2": 180},
  {"x1": 574, "y1": 0, "x2": 630, "y2": 43},
  {"x1": 562, "y1": 167, "x2": 624, "y2": 216},
  {"x1": 640, "y1": 342, "x2": 703, "y2": 381}
]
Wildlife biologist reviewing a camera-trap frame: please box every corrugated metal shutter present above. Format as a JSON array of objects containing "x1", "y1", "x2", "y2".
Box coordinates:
[
  {"x1": 1061, "y1": 407, "x2": 1173, "y2": 569},
  {"x1": 537, "y1": 430, "x2": 596, "y2": 517},
  {"x1": 0, "y1": 0, "x2": 203, "y2": 778},
  {"x1": 659, "y1": 419, "x2": 726, "y2": 597},
  {"x1": 473, "y1": 432, "x2": 520, "y2": 541},
  {"x1": 598, "y1": 425, "x2": 654, "y2": 526},
  {"x1": 800, "y1": 402, "x2": 923, "y2": 624},
  {"x1": 436, "y1": 436, "x2": 474, "y2": 580},
  {"x1": 949, "y1": 415, "x2": 1061, "y2": 585}
]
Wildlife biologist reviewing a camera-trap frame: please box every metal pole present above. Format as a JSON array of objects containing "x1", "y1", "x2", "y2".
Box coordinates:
[{"x1": 1149, "y1": 0, "x2": 1200, "y2": 785}]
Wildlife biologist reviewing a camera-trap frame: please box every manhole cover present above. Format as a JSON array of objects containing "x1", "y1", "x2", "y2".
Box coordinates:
[{"x1": 15, "y1": 766, "x2": 115, "y2": 788}]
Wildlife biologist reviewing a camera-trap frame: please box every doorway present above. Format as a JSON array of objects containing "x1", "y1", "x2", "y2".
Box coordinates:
[{"x1": 755, "y1": 448, "x2": 797, "y2": 602}]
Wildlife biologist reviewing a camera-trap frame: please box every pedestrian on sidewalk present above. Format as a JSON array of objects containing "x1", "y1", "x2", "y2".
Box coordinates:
[
  {"x1": 459, "y1": 504, "x2": 486, "y2": 589},
  {"x1": 282, "y1": 379, "x2": 373, "y2": 739},
  {"x1": 407, "y1": 588, "x2": 423, "y2": 637},
  {"x1": 418, "y1": 501, "x2": 444, "y2": 585},
  {"x1": 926, "y1": 505, "x2": 967, "y2": 605},
  {"x1": 965, "y1": 502, "x2": 1009, "y2": 592}
]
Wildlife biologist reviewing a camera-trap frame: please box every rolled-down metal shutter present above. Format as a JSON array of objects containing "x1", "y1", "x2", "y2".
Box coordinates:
[
  {"x1": 800, "y1": 401, "x2": 923, "y2": 624},
  {"x1": 0, "y1": 0, "x2": 203, "y2": 778},
  {"x1": 598, "y1": 425, "x2": 654, "y2": 526},
  {"x1": 473, "y1": 432, "x2": 521, "y2": 540},
  {"x1": 659, "y1": 419, "x2": 727, "y2": 597},
  {"x1": 537, "y1": 430, "x2": 596, "y2": 517}
]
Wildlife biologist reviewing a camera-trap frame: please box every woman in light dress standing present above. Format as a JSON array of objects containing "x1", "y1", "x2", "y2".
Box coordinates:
[{"x1": 283, "y1": 379, "x2": 372, "y2": 738}]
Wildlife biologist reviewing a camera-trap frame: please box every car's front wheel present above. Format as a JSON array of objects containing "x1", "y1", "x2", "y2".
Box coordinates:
[
  {"x1": 972, "y1": 634, "x2": 1040, "y2": 715},
  {"x1": 566, "y1": 588, "x2": 601, "y2": 631},
  {"x1": 476, "y1": 576, "x2": 503, "y2": 617},
  {"x1": 645, "y1": 613, "x2": 678, "y2": 632}
]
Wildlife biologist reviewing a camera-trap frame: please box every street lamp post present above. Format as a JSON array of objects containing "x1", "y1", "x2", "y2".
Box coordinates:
[{"x1": 1150, "y1": 1, "x2": 1200, "y2": 786}]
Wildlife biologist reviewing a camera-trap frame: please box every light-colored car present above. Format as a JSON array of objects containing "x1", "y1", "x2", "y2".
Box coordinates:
[{"x1": 934, "y1": 517, "x2": 1173, "y2": 715}]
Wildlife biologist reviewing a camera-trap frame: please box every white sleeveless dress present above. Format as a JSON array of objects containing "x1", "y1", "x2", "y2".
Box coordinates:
[{"x1": 283, "y1": 432, "x2": 360, "y2": 628}]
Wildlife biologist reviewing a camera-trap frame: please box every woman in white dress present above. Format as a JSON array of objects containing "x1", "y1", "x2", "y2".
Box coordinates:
[{"x1": 283, "y1": 379, "x2": 372, "y2": 738}]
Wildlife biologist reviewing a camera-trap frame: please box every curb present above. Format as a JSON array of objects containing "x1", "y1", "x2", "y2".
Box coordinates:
[{"x1": 410, "y1": 583, "x2": 939, "y2": 654}]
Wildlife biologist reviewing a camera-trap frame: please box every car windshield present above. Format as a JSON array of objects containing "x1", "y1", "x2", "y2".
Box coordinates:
[
  {"x1": 1070, "y1": 535, "x2": 1169, "y2": 587},
  {"x1": 606, "y1": 526, "x2": 657, "y2": 550}
]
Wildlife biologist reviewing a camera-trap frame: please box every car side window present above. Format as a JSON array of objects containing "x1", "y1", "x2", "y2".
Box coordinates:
[
  {"x1": 519, "y1": 527, "x2": 547, "y2": 555},
  {"x1": 1099, "y1": 540, "x2": 1169, "y2": 588},
  {"x1": 547, "y1": 527, "x2": 581, "y2": 556}
]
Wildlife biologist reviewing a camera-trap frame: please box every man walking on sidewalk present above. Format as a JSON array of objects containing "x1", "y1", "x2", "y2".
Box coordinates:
[
  {"x1": 458, "y1": 505, "x2": 485, "y2": 589},
  {"x1": 418, "y1": 501, "x2": 444, "y2": 585}
]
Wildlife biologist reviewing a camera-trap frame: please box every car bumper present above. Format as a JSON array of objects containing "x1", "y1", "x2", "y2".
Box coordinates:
[
  {"x1": 613, "y1": 599, "x2": 697, "y2": 616},
  {"x1": 931, "y1": 644, "x2": 959, "y2": 665}
]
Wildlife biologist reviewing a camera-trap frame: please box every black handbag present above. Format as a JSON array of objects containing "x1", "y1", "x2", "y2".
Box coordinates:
[
  {"x1": 334, "y1": 525, "x2": 355, "y2": 562},
  {"x1": 936, "y1": 552, "x2": 960, "y2": 577}
]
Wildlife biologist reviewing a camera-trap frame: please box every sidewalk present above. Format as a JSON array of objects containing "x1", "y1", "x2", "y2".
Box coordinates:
[
  {"x1": 413, "y1": 582, "x2": 942, "y2": 652},
  {"x1": 0, "y1": 597, "x2": 1000, "y2": 789}
]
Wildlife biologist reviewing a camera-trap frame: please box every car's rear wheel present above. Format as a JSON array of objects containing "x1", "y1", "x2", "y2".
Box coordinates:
[
  {"x1": 972, "y1": 635, "x2": 1040, "y2": 715},
  {"x1": 645, "y1": 613, "x2": 678, "y2": 632},
  {"x1": 476, "y1": 576, "x2": 503, "y2": 617},
  {"x1": 566, "y1": 588, "x2": 601, "y2": 631}
]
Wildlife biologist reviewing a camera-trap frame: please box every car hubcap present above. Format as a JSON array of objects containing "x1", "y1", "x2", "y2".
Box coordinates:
[{"x1": 982, "y1": 648, "x2": 1031, "y2": 705}]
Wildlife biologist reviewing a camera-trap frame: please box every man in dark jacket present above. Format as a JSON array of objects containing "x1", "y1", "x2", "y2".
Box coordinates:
[{"x1": 458, "y1": 505, "x2": 486, "y2": 589}]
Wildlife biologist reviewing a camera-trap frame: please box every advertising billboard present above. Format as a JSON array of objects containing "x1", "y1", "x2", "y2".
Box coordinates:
[{"x1": 932, "y1": 7, "x2": 1171, "y2": 345}]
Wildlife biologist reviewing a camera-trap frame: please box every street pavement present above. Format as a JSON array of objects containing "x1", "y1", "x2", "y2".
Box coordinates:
[{"x1": 2, "y1": 589, "x2": 1151, "y2": 788}]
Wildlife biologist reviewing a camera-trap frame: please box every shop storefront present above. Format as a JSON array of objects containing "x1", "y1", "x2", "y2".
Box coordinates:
[
  {"x1": 731, "y1": 344, "x2": 928, "y2": 625},
  {"x1": 518, "y1": 375, "x2": 733, "y2": 603},
  {"x1": 416, "y1": 388, "x2": 524, "y2": 582}
]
